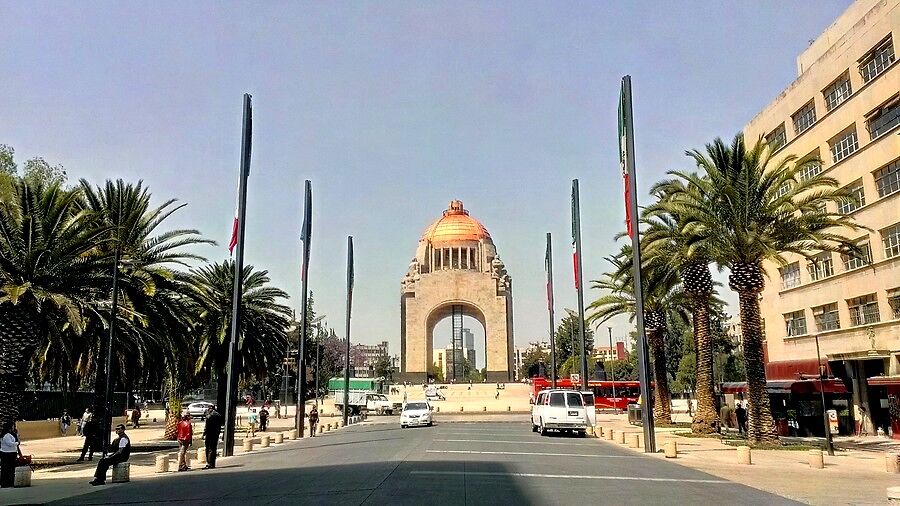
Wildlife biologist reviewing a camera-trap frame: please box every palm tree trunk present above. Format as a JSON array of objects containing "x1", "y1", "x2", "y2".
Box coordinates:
[
  {"x1": 737, "y1": 289, "x2": 779, "y2": 445},
  {"x1": 691, "y1": 297, "x2": 718, "y2": 434},
  {"x1": 164, "y1": 374, "x2": 182, "y2": 440},
  {"x1": 0, "y1": 305, "x2": 40, "y2": 427},
  {"x1": 648, "y1": 329, "x2": 672, "y2": 425}
]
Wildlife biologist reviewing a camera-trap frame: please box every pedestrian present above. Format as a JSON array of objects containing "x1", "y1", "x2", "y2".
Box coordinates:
[
  {"x1": 1, "y1": 422, "x2": 21, "y2": 488},
  {"x1": 176, "y1": 414, "x2": 193, "y2": 471},
  {"x1": 89, "y1": 424, "x2": 131, "y2": 486},
  {"x1": 60, "y1": 410, "x2": 72, "y2": 435},
  {"x1": 247, "y1": 408, "x2": 258, "y2": 437},
  {"x1": 719, "y1": 402, "x2": 733, "y2": 433},
  {"x1": 735, "y1": 402, "x2": 748, "y2": 435},
  {"x1": 308, "y1": 405, "x2": 319, "y2": 437},
  {"x1": 259, "y1": 406, "x2": 269, "y2": 432},
  {"x1": 77, "y1": 407, "x2": 92, "y2": 437},
  {"x1": 275, "y1": 400, "x2": 282, "y2": 419},
  {"x1": 76, "y1": 414, "x2": 98, "y2": 462},
  {"x1": 202, "y1": 406, "x2": 223, "y2": 469},
  {"x1": 131, "y1": 406, "x2": 141, "y2": 428}
]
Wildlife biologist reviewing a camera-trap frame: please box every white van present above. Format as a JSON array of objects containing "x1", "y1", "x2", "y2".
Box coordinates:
[{"x1": 532, "y1": 389, "x2": 589, "y2": 437}]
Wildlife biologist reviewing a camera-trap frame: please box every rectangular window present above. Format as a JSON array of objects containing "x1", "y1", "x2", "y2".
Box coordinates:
[
  {"x1": 813, "y1": 303, "x2": 840, "y2": 332},
  {"x1": 829, "y1": 127, "x2": 858, "y2": 163},
  {"x1": 838, "y1": 179, "x2": 866, "y2": 214},
  {"x1": 784, "y1": 310, "x2": 807, "y2": 337},
  {"x1": 807, "y1": 252, "x2": 834, "y2": 281},
  {"x1": 848, "y1": 294, "x2": 880, "y2": 326},
  {"x1": 888, "y1": 289, "x2": 900, "y2": 320},
  {"x1": 860, "y1": 36, "x2": 895, "y2": 83},
  {"x1": 883, "y1": 223, "x2": 900, "y2": 259},
  {"x1": 875, "y1": 158, "x2": 900, "y2": 198},
  {"x1": 798, "y1": 161, "x2": 823, "y2": 182},
  {"x1": 780, "y1": 262, "x2": 801, "y2": 289},
  {"x1": 842, "y1": 240, "x2": 871, "y2": 270},
  {"x1": 868, "y1": 98, "x2": 900, "y2": 139},
  {"x1": 824, "y1": 73, "x2": 852, "y2": 111},
  {"x1": 766, "y1": 124, "x2": 787, "y2": 151},
  {"x1": 792, "y1": 101, "x2": 817, "y2": 135},
  {"x1": 775, "y1": 181, "x2": 791, "y2": 199}
]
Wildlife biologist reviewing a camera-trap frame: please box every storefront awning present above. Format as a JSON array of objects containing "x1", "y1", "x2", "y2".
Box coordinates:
[
  {"x1": 721, "y1": 379, "x2": 848, "y2": 395},
  {"x1": 867, "y1": 376, "x2": 900, "y2": 386}
]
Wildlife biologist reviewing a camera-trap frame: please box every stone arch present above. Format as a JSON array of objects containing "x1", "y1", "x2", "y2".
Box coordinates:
[{"x1": 425, "y1": 300, "x2": 488, "y2": 378}]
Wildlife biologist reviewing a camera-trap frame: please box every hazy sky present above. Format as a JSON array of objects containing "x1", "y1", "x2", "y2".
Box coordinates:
[{"x1": 0, "y1": 1, "x2": 852, "y2": 361}]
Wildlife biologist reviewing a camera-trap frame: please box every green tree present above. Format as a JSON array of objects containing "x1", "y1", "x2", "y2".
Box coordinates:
[
  {"x1": 670, "y1": 134, "x2": 859, "y2": 445},
  {"x1": 553, "y1": 311, "x2": 593, "y2": 378},
  {"x1": 373, "y1": 354, "x2": 393, "y2": 379},
  {"x1": 518, "y1": 342, "x2": 549, "y2": 380},
  {"x1": 22, "y1": 157, "x2": 66, "y2": 186},
  {"x1": 0, "y1": 145, "x2": 16, "y2": 175}
]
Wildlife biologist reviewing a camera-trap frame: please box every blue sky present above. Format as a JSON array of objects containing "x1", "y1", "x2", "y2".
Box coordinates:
[{"x1": 0, "y1": 1, "x2": 852, "y2": 363}]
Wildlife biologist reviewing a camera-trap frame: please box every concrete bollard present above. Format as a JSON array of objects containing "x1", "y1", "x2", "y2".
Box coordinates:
[
  {"x1": 326, "y1": 423, "x2": 333, "y2": 431},
  {"x1": 604, "y1": 428, "x2": 614, "y2": 441},
  {"x1": 737, "y1": 446, "x2": 752, "y2": 465},
  {"x1": 460, "y1": 406, "x2": 464, "y2": 412},
  {"x1": 435, "y1": 406, "x2": 440, "y2": 413},
  {"x1": 275, "y1": 432, "x2": 283, "y2": 444},
  {"x1": 243, "y1": 438, "x2": 254, "y2": 452},
  {"x1": 155, "y1": 455, "x2": 170, "y2": 473},
  {"x1": 483, "y1": 406, "x2": 487, "y2": 412},
  {"x1": 507, "y1": 406, "x2": 511, "y2": 412},
  {"x1": 290, "y1": 429, "x2": 298, "y2": 440},
  {"x1": 586, "y1": 426, "x2": 594, "y2": 437},
  {"x1": 14, "y1": 466, "x2": 32, "y2": 487},
  {"x1": 664, "y1": 441, "x2": 677, "y2": 458},
  {"x1": 808, "y1": 449, "x2": 824, "y2": 469},
  {"x1": 318, "y1": 424, "x2": 324, "y2": 434},
  {"x1": 112, "y1": 462, "x2": 130, "y2": 483},
  {"x1": 615, "y1": 430, "x2": 626, "y2": 445},
  {"x1": 196, "y1": 448, "x2": 207, "y2": 464},
  {"x1": 629, "y1": 433, "x2": 640, "y2": 448},
  {"x1": 886, "y1": 453, "x2": 900, "y2": 473},
  {"x1": 261, "y1": 435, "x2": 270, "y2": 448}
]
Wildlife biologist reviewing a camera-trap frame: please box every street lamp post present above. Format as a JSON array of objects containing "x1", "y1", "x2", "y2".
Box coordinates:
[
  {"x1": 814, "y1": 334, "x2": 835, "y2": 456},
  {"x1": 608, "y1": 327, "x2": 617, "y2": 412},
  {"x1": 101, "y1": 246, "x2": 120, "y2": 458}
]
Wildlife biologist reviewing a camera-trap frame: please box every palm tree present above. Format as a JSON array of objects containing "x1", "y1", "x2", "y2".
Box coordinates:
[
  {"x1": 189, "y1": 261, "x2": 292, "y2": 417},
  {"x1": 0, "y1": 179, "x2": 106, "y2": 426},
  {"x1": 667, "y1": 134, "x2": 859, "y2": 445},
  {"x1": 587, "y1": 244, "x2": 686, "y2": 425},
  {"x1": 644, "y1": 183, "x2": 719, "y2": 434}
]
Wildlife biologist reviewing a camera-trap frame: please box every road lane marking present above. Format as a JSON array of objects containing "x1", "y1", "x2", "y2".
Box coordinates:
[
  {"x1": 425, "y1": 450, "x2": 641, "y2": 458},
  {"x1": 436, "y1": 433, "x2": 533, "y2": 437},
  {"x1": 434, "y1": 439, "x2": 587, "y2": 446},
  {"x1": 410, "y1": 470, "x2": 729, "y2": 484}
]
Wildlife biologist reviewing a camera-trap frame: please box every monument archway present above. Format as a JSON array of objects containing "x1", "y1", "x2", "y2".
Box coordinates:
[{"x1": 400, "y1": 200, "x2": 514, "y2": 382}]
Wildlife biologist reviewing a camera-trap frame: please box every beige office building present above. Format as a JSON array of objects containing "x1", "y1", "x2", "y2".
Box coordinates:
[{"x1": 743, "y1": 0, "x2": 899, "y2": 436}]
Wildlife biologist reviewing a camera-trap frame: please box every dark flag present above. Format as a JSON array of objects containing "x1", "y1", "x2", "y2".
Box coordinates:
[
  {"x1": 571, "y1": 182, "x2": 581, "y2": 290},
  {"x1": 299, "y1": 181, "x2": 312, "y2": 281},
  {"x1": 618, "y1": 84, "x2": 634, "y2": 239}
]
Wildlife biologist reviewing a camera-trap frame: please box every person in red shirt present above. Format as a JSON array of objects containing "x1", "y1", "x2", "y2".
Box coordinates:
[{"x1": 176, "y1": 414, "x2": 193, "y2": 471}]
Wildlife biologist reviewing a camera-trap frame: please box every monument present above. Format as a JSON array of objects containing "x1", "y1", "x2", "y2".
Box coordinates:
[{"x1": 400, "y1": 200, "x2": 514, "y2": 382}]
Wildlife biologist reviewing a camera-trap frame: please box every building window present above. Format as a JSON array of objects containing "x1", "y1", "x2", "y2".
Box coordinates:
[
  {"x1": 807, "y1": 252, "x2": 834, "y2": 281},
  {"x1": 823, "y1": 73, "x2": 852, "y2": 111},
  {"x1": 792, "y1": 101, "x2": 817, "y2": 135},
  {"x1": 784, "y1": 310, "x2": 807, "y2": 337},
  {"x1": 838, "y1": 179, "x2": 866, "y2": 214},
  {"x1": 829, "y1": 127, "x2": 858, "y2": 163},
  {"x1": 868, "y1": 98, "x2": 900, "y2": 139},
  {"x1": 842, "y1": 239, "x2": 871, "y2": 271},
  {"x1": 883, "y1": 223, "x2": 900, "y2": 259},
  {"x1": 798, "y1": 161, "x2": 823, "y2": 182},
  {"x1": 875, "y1": 158, "x2": 900, "y2": 198},
  {"x1": 859, "y1": 36, "x2": 895, "y2": 83},
  {"x1": 775, "y1": 181, "x2": 791, "y2": 199},
  {"x1": 813, "y1": 303, "x2": 840, "y2": 332},
  {"x1": 848, "y1": 294, "x2": 880, "y2": 326},
  {"x1": 766, "y1": 124, "x2": 787, "y2": 151},
  {"x1": 780, "y1": 262, "x2": 801, "y2": 289},
  {"x1": 888, "y1": 289, "x2": 900, "y2": 320}
]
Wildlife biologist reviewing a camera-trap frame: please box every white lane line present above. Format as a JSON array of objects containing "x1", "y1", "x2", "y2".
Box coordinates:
[
  {"x1": 410, "y1": 470, "x2": 729, "y2": 484},
  {"x1": 425, "y1": 450, "x2": 641, "y2": 458},
  {"x1": 434, "y1": 439, "x2": 586, "y2": 446},
  {"x1": 436, "y1": 433, "x2": 531, "y2": 437}
]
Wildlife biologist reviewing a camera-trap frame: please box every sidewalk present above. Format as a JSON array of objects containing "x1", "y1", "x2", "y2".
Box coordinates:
[{"x1": 594, "y1": 413, "x2": 899, "y2": 505}]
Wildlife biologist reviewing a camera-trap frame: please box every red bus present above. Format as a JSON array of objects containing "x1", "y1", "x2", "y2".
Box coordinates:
[{"x1": 530, "y1": 376, "x2": 644, "y2": 411}]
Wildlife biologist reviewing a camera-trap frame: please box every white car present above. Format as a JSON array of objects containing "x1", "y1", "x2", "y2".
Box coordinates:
[
  {"x1": 186, "y1": 401, "x2": 215, "y2": 420},
  {"x1": 400, "y1": 401, "x2": 433, "y2": 428},
  {"x1": 532, "y1": 389, "x2": 589, "y2": 437}
]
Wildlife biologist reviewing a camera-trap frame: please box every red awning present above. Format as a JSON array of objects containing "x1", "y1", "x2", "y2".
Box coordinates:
[
  {"x1": 765, "y1": 359, "x2": 833, "y2": 380},
  {"x1": 867, "y1": 376, "x2": 900, "y2": 386},
  {"x1": 720, "y1": 379, "x2": 847, "y2": 395}
]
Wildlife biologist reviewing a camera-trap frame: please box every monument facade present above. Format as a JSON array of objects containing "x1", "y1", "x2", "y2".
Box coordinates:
[{"x1": 400, "y1": 200, "x2": 514, "y2": 382}]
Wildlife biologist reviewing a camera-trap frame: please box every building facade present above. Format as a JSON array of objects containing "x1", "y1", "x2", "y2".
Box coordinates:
[
  {"x1": 432, "y1": 346, "x2": 477, "y2": 381},
  {"x1": 350, "y1": 341, "x2": 390, "y2": 378},
  {"x1": 743, "y1": 0, "x2": 900, "y2": 435},
  {"x1": 592, "y1": 342, "x2": 626, "y2": 362}
]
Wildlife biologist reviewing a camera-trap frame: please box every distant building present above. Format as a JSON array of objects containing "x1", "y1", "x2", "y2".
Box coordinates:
[
  {"x1": 592, "y1": 341, "x2": 626, "y2": 362},
  {"x1": 726, "y1": 317, "x2": 743, "y2": 354},
  {"x1": 432, "y1": 345, "x2": 477, "y2": 381},
  {"x1": 350, "y1": 341, "x2": 390, "y2": 378},
  {"x1": 461, "y1": 328, "x2": 475, "y2": 349}
]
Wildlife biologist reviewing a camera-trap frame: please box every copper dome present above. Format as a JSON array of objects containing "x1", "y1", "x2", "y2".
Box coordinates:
[{"x1": 421, "y1": 200, "x2": 491, "y2": 244}]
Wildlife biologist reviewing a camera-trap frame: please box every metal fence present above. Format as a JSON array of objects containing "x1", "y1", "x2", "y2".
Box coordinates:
[{"x1": 19, "y1": 391, "x2": 128, "y2": 421}]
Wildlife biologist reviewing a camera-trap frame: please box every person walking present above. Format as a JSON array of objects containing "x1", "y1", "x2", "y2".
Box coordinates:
[
  {"x1": 246, "y1": 408, "x2": 258, "y2": 437},
  {"x1": 77, "y1": 407, "x2": 92, "y2": 437},
  {"x1": 202, "y1": 406, "x2": 223, "y2": 469},
  {"x1": 735, "y1": 402, "x2": 748, "y2": 435},
  {"x1": 259, "y1": 406, "x2": 269, "y2": 432},
  {"x1": 131, "y1": 407, "x2": 141, "y2": 429},
  {"x1": 60, "y1": 410, "x2": 72, "y2": 435},
  {"x1": 308, "y1": 405, "x2": 319, "y2": 437},
  {"x1": 89, "y1": 424, "x2": 130, "y2": 486},
  {"x1": 76, "y1": 414, "x2": 98, "y2": 462},
  {"x1": 176, "y1": 414, "x2": 193, "y2": 471},
  {"x1": 1, "y1": 422, "x2": 21, "y2": 488}
]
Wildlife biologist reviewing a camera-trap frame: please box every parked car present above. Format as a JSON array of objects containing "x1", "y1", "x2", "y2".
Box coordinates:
[
  {"x1": 533, "y1": 389, "x2": 589, "y2": 437},
  {"x1": 531, "y1": 390, "x2": 549, "y2": 432},
  {"x1": 335, "y1": 390, "x2": 394, "y2": 415},
  {"x1": 400, "y1": 401, "x2": 433, "y2": 428},
  {"x1": 186, "y1": 401, "x2": 215, "y2": 420}
]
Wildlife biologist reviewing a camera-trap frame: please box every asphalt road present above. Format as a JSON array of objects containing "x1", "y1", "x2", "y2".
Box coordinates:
[{"x1": 48, "y1": 420, "x2": 800, "y2": 505}]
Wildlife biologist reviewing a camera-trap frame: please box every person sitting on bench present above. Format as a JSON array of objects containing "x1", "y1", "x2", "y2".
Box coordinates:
[{"x1": 89, "y1": 424, "x2": 131, "y2": 486}]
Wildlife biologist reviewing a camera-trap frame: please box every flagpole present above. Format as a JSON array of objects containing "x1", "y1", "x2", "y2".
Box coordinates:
[
  {"x1": 621, "y1": 75, "x2": 656, "y2": 453},
  {"x1": 572, "y1": 179, "x2": 589, "y2": 391},
  {"x1": 342, "y1": 236, "x2": 354, "y2": 427},
  {"x1": 545, "y1": 232, "x2": 557, "y2": 388},
  {"x1": 294, "y1": 180, "x2": 312, "y2": 436},
  {"x1": 223, "y1": 93, "x2": 252, "y2": 457}
]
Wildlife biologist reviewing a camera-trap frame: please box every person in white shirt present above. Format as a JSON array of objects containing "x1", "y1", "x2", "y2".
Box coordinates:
[
  {"x1": 89, "y1": 424, "x2": 131, "y2": 486},
  {"x1": 1, "y1": 422, "x2": 21, "y2": 488}
]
